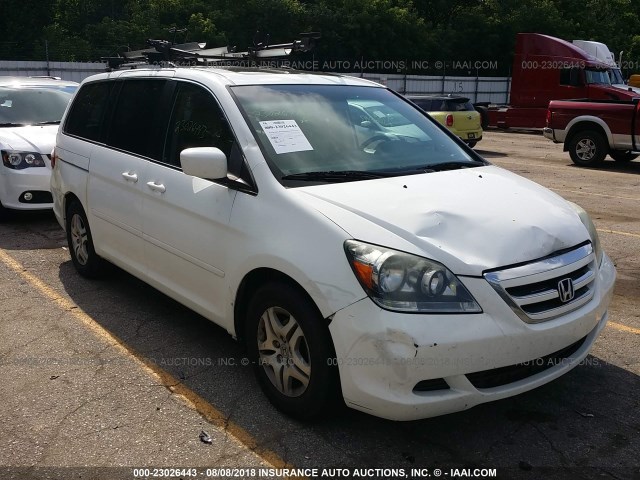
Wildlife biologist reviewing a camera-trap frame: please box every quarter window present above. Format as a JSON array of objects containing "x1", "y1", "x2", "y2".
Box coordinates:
[{"x1": 64, "y1": 82, "x2": 111, "y2": 141}]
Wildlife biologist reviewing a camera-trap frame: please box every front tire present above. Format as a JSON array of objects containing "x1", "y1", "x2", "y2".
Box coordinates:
[
  {"x1": 65, "y1": 200, "x2": 107, "y2": 278},
  {"x1": 609, "y1": 150, "x2": 638, "y2": 163},
  {"x1": 244, "y1": 282, "x2": 339, "y2": 419},
  {"x1": 568, "y1": 130, "x2": 607, "y2": 167}
]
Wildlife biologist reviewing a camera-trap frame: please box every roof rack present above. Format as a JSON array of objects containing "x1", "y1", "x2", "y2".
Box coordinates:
[{"x1": 102, "y1": 31, "x2": 321, "y2": 70}]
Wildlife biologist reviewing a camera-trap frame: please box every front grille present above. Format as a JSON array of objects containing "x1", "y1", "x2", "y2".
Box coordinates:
[
  {"x1": 484, "y1": 243, "x2": 597, "y2": 323},
  {"x1": 466, "y1": 336, "x2": 587, "y2": 389}
]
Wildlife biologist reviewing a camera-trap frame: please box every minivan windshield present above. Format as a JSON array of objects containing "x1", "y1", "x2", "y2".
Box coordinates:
[
  {"x1": 0, "y1": 85, "x2": 76, "y2": 126},
  {"x1": 231, "y1": 85, "x2": 484, "y2": 185}
]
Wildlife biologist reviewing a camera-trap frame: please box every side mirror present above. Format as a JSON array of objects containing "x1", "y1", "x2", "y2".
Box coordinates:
[
  {"x1": 360, "y1": 120, "x2": 375, "y2": 129},
  {"x1": 181, "y1": 147, "x2": 227, "y2": 180}
]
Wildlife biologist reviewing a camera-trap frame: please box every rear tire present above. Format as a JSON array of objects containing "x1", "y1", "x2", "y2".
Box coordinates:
[
  {"x1": 244, "y1": 282, "x2": 340, "y2": 420},
  {"x1": 466, "y1": 140, "x2": 478, "y2": 149},
  {"x1": 568, "y1": 130, "x2": 607, "y2": 167},
  {"x1": 65, "y1": 200, "x2": 107, "y2": 278},
  {"x1": 609, "y1": 150, "x2": 638, "y2": 163}
]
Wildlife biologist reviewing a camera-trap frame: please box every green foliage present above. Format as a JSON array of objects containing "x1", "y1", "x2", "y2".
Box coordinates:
[{"x1": 2, "y1": 0, "x2": 640, "y2": 75}]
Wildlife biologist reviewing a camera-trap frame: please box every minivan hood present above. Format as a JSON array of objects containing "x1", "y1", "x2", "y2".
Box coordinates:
[
  {"x1": 0, "y1": 125, "x2": 58, "y2": 155},
  {"x1": 297, "y1": 166, "x2": 589, "y2": 275}
]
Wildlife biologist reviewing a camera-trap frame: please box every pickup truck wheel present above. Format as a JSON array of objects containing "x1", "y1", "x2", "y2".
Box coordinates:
[
  {"x1": 609, "y1": 151, "x2": 638, "y2": 163},
  {"x1": 244, "y1": 282, "x2": 339, "y2": 420},
  {"x1": 568, "y1": 130, "x2": 607, "y2": 166}
]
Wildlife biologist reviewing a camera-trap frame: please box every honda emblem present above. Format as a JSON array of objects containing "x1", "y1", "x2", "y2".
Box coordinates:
[{"x1": 557, "y1": 278, "x2": 575, "y2": 303}]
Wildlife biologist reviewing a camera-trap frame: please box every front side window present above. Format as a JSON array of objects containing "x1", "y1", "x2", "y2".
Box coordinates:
[
  {"x1": 1, "y1": 85, "x2": 76, "y2": 127},
  {"x1": 231, "y1": 85, "x2": 483, "y2": 185},
  {"x1": 163, "y1": 82, "x2": 236, "y2": 169}
]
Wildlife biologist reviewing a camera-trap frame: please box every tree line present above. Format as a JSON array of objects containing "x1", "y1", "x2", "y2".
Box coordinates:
[{"x1": 2, "y1": 0, "x2": 640, "y2": 76}]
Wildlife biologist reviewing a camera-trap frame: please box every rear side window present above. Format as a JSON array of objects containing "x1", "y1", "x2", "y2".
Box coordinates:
[
  {"x1": 64, "y1": 82, "x2": 111, "y2": 141},
  {"x1": 107, "y1": 79, "x2": 168, "y2": 158}
]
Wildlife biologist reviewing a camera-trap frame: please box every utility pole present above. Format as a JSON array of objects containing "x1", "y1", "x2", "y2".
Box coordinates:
[{"x1": 45, "y1": 40, "x2": 51, "y2": 76}]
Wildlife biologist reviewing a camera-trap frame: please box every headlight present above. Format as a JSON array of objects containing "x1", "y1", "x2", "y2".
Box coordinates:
[
  {"x1": 569, "y1": 202, "x2": 603, "y2": 266},
  {"x1": 1, "y1": 150, "x2": 46, "y2": 170},
  {"x1": 344, "y1": 240, "x2": 482, "y2": 313}
]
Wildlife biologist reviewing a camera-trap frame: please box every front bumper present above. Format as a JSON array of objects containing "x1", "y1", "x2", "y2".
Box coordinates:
[
  {"x1": 329, "y1": 253, "x2": 615, "y2": 421},
  {"x1": 0, "y1": 166, "x2": 53, "y2": 210}
]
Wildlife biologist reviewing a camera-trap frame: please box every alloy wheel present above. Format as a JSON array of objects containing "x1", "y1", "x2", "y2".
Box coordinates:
[
  {"x1": 70, "y1": 213, "x2": 89, "y2": 266},
  {"x1": 257, "y1": 306, "x2": 311, "y2": 397}
]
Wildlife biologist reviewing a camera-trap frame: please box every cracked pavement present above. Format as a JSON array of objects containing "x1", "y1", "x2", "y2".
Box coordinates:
[{"x1": 0, "y1": 130, "x2": 638, "y2": 480}]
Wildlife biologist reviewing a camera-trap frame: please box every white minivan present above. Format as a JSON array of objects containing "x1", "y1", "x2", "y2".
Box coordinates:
[
  {"x1": 0, "y1": 76, "x2": 77, "y2": 220},
  {"x1": 51, "y1": 68, "x2": 615, "y2": 421}
]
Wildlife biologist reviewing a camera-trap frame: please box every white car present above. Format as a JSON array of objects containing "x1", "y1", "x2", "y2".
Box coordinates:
[
  {"x1": 0, "y1": 76, "x2": 78, "y2": 220},
  {"x1": 51, "y1": 68, "x2": 615, "y2": 421}
]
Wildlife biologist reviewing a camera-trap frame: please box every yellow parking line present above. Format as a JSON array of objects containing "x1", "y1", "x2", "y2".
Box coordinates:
[
  {"x1": 608, "y1": 321, "x2": 640, "y2": 335},
  {"x1": 597, "y1": 229, "x2": 640, "y2": 239},
  {"x1": 0, "y1": 248, "x2": 291, "y2": 470}
]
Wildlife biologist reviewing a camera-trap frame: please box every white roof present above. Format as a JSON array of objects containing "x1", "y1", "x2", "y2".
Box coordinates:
[
  {"x1": 0, "y1": 76, "x2": 79, "y2": 87},
  {"x1": 81, "y1": 67, "x2": 382, "y2": 88}
]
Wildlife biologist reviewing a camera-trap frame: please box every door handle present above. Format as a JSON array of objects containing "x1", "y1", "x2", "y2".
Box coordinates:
[
  {"x1": 146, "y1": 181, "x2": 166, "y2": 193},
  {"x1": 121, "y1": 171, "x2": 138, "y2": 183}
]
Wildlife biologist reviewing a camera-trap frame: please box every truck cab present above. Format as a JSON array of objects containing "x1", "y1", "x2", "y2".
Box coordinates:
[
  {"x1": 572, "y1": 39, "x2": 640, "y2": 94},
  {"x1": 489, "y1": 34, "x2": 637, "y2": 129}
]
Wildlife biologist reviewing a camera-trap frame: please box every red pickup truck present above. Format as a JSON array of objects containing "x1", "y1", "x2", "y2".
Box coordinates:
[{"x1": 543, "y1": 98, "x2": 640, "y2": 166}]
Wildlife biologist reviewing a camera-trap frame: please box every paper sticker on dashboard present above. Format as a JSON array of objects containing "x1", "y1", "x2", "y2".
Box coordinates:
[{"x1": 259, "y1": 120, "x2": 314, "y2": 154}]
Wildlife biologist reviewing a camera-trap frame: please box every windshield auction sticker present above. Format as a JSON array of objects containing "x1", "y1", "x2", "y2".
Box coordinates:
[{"x1": 259, "y1": 120, "x2": 314, "y2": 154}]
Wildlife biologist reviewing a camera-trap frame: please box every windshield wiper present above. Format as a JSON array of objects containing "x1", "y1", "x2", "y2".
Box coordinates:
[
  {"x1": 376, "y1": 160, "x2": 484, "y2": 176},
  {"x1": 0, "y1": 122, "x2": 26, "y2": 127},
  {"x1": 34, "y1": 121, "x2": 61, "y2": 125},
  {"x1": 421, "y1": 161, "x2": 485, "y2": 172},
  {"x1": 282, "y1": 170, "x2": 394, "y2": 182}
]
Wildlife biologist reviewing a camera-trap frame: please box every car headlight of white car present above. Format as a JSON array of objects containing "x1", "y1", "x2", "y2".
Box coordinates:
[
  {"x1": 569, "y1": 202, "x2": 603, "y2": 267},
  {"x1": 344, "y1": 240, "x2": 482, "y2": 313},
  {"x1": 1, "y1": 150, "x2": 46, "y2": 169}
]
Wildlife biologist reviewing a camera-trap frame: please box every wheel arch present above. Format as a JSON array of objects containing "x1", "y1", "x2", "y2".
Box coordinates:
[
  {"x1": 233, "y1": 268, "x2": 328, "y2": 343},
  {"x1": 563, "y1": 118, "x2": 612, "y2": 152},
  {"x1": 62, "y1": 192, "x2": 83, "y2": 229}
]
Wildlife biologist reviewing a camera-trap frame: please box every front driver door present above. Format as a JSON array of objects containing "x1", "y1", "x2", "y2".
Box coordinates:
[{"x1": 142, "y1": 81, "x2": 240, "y2": 323}]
